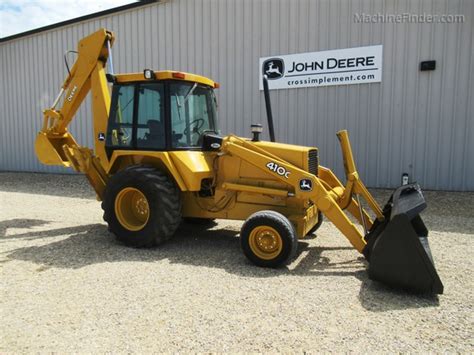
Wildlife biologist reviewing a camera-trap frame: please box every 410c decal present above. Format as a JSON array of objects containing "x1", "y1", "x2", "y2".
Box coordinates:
[{"x1": 266, "y1": 162, "x2": 290, "y2": 178}]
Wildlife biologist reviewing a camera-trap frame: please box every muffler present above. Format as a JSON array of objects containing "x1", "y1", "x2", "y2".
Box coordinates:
[{"x1": 363, "y1": 184, "x2": 444, "y2": 294}]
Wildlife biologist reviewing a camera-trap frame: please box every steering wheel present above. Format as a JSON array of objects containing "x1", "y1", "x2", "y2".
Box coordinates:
[{"x1": 183, "y1": 118, "x2": 205, "y2": 136}]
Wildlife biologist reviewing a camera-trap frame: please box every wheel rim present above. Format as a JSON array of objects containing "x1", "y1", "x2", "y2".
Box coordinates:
[
  {"x1": 248, "y1": 226, "x2": 283, "y2": 260},
  {"x1": 114, "y1": 187, "x2": 150, "y2": 231}
]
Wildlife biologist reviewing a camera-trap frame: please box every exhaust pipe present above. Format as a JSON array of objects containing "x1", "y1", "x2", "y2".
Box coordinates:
[{"x1": 262, "y1": 75, "x2": 276, "y2": 142}]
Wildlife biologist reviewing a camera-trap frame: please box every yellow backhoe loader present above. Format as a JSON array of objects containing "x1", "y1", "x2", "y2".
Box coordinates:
[{"x1": 35, "y1": 29, "x2": 443, "y2": 294}]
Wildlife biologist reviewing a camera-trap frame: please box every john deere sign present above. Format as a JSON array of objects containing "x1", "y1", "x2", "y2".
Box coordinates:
[{"x1": 259, "y1": 45, "x2": 383, "y2": 90}]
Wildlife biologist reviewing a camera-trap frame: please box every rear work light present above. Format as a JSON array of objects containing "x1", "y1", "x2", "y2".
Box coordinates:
[{"x1": 172, "y1": 72, "x2": 186, "y2": 79}]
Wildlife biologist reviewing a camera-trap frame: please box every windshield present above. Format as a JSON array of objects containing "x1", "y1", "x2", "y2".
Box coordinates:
[{"x1": 170, "y1": 82, "x2": 217, "y2": 148}]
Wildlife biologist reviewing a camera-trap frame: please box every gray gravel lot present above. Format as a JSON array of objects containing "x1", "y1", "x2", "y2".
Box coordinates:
[{"x1": 1, "y1": 172, "x2": 473, "y2": 352}]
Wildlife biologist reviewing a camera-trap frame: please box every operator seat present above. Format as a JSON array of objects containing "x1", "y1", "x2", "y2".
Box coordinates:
[{"x1": 140, "y1": 119, "x2": 165, "y2": 148}]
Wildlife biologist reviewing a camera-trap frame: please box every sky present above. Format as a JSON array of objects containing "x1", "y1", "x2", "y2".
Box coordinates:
[{"x1": 0, "y1": 0, "x2": 136, "y2": 38}]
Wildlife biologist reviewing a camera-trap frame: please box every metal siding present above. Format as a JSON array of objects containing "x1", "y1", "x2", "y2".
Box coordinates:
[
  {"x1": 0, "y1": 45, "x2": 6, "y2": 169},
  {"x1": 0, "y1": 0, "x2": 472, "y2": 190}
]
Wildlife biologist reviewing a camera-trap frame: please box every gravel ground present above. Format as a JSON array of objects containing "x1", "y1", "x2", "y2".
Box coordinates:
[{"x1": 1, "y1": 172, "x2": 473, "y2": 353}]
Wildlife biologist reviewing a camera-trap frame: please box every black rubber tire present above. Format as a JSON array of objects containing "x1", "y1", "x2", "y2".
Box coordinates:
[
  {"x1": 306, "y1": 211, "x2": 323, "y2": 236},
  {"x1": 102, "y1": 165, "x2": 182, "y2": 247},
  {"x1": 240, "y1": 210, "x2": 298, "y2": 268}
]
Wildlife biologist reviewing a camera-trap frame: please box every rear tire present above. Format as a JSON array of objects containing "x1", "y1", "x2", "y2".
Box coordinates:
[
  {"x1": 102, "y1": 165, "x2": 182, "y2": 247},
  {"x1": 240, "y1": 210, "x2": 298, "y2": 268}
]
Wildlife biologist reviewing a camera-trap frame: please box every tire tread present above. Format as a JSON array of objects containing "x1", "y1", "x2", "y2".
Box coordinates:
[
  {"x1": 240, "y1": 210, "x2": 298, "y2": 267},
  {"x1": 102, "y1": 165, "x2": 181, "y2": 247}
]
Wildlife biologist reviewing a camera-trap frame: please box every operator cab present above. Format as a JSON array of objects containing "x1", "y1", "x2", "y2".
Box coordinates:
[{"x1": 105, "y1": 70, "x2": 220, "y2": 156}]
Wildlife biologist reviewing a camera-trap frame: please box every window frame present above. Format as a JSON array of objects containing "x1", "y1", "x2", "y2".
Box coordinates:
[
  {"x1": 106, "y1": 80, "x2": 216, "y2": 154},
  {"x1": 168, "y1": 81, "x2": 217, "y2": 149},
  {"x1": 106, "y1": 83, "x2": 136, "y2": 149},
  {"x1": 135, "y1": 82, "x2": 166, "y2": 150}
]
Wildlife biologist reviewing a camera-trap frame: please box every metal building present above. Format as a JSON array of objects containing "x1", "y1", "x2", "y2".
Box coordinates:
[{"x1": 0, "y1": 0, "x2": 472, "y2": 190}]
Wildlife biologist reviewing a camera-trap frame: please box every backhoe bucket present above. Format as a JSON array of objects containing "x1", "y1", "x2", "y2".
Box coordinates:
[{"x1": 363, "y1": 184, "x2": 443, "y2": 294}]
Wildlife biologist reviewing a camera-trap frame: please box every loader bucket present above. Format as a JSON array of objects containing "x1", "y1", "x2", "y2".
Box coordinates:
[{"x1": 363, "y1": 184, "x2": 443, "y2": 294}]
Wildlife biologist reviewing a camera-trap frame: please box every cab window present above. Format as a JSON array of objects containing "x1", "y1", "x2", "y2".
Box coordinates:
[
  {"x1": 136, "y1": 83, "x2": 165, "y2": 149},
  {"x1": 106, "y1": 84, "x2": 134, "y2": 147},
  {"x1": 170, "y1": 82, "x2": 217, "y2": 148},
  {"x1": 106, "y1": 80, "x2": 218, "y2": 151}
]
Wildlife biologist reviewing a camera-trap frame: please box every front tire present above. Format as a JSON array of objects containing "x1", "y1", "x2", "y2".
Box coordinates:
[
  {"x1": 102, "y1": 166, "x2": 182, "y2": 247},
  {"x1": 306, "y1": 211, "x2": 323, "y2": 236},
  {"x1": 240, "y1": 211, "x2": 298, "y2": 268}
]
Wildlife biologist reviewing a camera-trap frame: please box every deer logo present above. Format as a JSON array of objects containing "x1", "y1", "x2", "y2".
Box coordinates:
[
  {"x1": 299, "y1": 179, "x2": 313, "y2": 191},
  {"x1": 262, "y1": 58, "x2": 284, "y2": 79},
  {"x1": 266, "y1": 62, "x2": 281, "y2": 75}
]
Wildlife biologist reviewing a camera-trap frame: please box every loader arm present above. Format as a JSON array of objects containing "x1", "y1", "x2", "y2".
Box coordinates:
[
  {"x1": 35, "y1": 29, "x2": 114, "y2": 199},
  {"x1": 220, "y1": 134, "x2": 383, "y2": 253}
]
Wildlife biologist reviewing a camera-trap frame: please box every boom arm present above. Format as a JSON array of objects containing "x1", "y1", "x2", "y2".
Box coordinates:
[
  {"x1": 35, "y1": 28, "x2": 114, "y2": 199},
  {"x1": 220, "y1": 132, "x2": 384, "y2": 253}
]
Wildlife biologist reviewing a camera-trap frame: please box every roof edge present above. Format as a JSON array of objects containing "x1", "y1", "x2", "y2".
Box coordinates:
[{"x1": 0, "y1": 0, "x2": 162, "y2": 43}]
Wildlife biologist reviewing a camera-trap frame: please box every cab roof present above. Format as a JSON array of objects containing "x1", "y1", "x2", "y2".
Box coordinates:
[{"x1": 114, "y1": 70, "x2": 217, "y2": 88}]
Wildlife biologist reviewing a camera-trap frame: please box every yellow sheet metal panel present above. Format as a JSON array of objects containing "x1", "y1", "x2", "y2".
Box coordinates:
[
  {"x1": 168, "y1": 151, "x2": 214, "y2": 191},
  {"x1": 115, "y1": 71, "x2": 216, "y2": 88},
  {"x1": 107, "y1": 150, "x2": 215, "y2": 192},
  {"x1": 107, "y1": 150, "x2": 187, "y2": 191}
]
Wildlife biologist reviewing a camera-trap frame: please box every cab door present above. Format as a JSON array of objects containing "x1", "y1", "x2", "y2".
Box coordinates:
[{"x1": 106, "y1": 83, "x2": 166, "y2": 156}]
